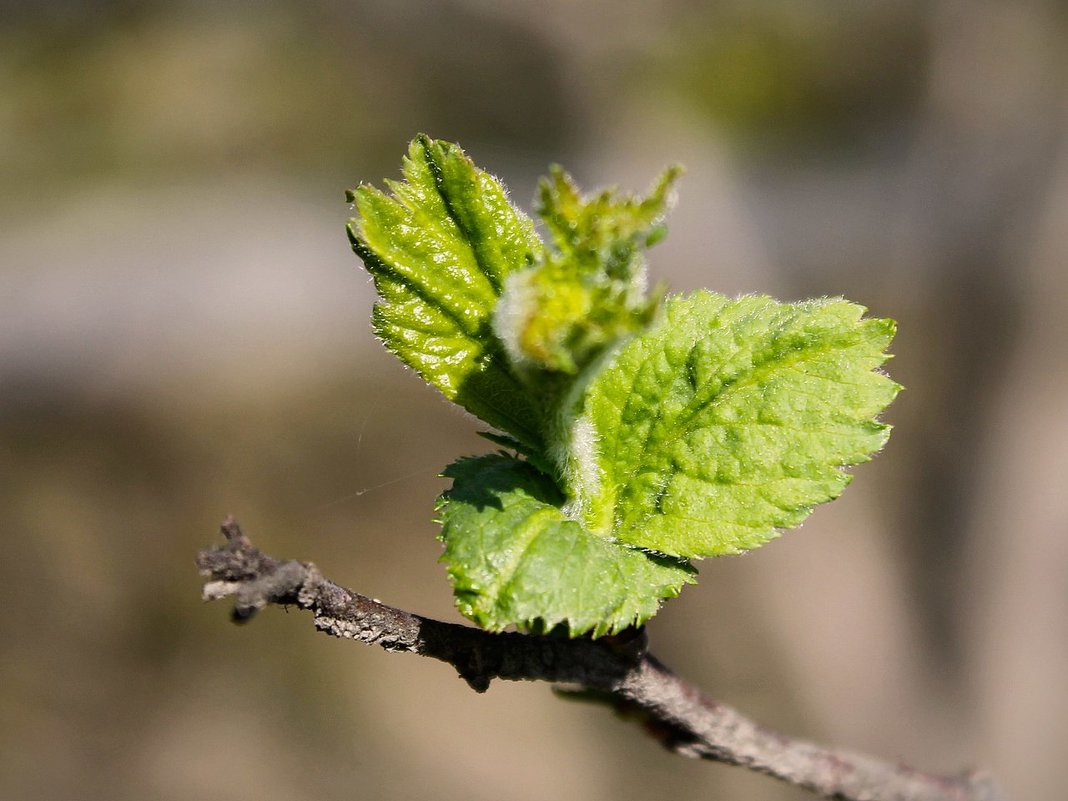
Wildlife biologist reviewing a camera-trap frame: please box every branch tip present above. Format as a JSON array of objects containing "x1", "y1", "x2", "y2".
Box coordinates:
[{"x1": 220, "y1": 516, "x2": 252, "y2": 548}]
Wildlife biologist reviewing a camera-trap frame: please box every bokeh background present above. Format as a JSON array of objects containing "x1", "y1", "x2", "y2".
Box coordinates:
[{"x1": 3, "y1": 2, "x2": 1066, "y2": 800}]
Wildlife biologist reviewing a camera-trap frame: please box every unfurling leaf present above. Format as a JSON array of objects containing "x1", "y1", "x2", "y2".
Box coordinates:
[{"x1": 493, "y1": 165, "x2": 679, "y2": 377}]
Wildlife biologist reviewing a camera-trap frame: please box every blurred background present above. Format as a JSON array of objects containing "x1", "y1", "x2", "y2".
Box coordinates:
[{"x1": 2, "y1": 1, "x2": 1066, "y2": 800}]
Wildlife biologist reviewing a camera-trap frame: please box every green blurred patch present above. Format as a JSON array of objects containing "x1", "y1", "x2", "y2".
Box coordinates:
[
  {"x1": 0, "y1": 2, "x2": 569, "y2": 206},
  {"x1": 653, "y1": 3, "x2": 927, "y2": 155}
]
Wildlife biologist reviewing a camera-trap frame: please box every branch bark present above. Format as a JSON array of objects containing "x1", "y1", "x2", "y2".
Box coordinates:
[{"x1": 197, "y1": 518, "x2": 1006, "y2": 801}]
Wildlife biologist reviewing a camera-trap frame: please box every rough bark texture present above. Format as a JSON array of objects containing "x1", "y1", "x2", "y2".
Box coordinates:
[{"x1": 197, "y1": 518, "x2": 1007, "y2": 801}]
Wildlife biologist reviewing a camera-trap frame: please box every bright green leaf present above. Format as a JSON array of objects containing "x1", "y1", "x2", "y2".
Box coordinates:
[
  {"x1": 438, "y1": 454, "x2": 695, "y2": 637},
  {"x1": 347, "y1": 134, "x2": 545, "y2": 449},
  {"x1": 573, "y1": 291, "x2": 900, "y2": 557}
]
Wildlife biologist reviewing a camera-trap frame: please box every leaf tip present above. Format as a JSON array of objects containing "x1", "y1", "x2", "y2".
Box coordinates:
[{"x1": 345, "y1": 220, "x2": 360, "y2": 248}]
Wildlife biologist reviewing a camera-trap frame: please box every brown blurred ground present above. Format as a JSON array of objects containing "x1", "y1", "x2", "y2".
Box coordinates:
[{"x1": 2, "y1": 2, "x2": 1066, "y2": 800}]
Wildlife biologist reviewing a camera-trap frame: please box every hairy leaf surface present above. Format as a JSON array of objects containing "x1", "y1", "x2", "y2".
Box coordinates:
[
  {"x1": 576, "y1": 291, "x2": 900, "y2": 557},
  {"x1": 347, "y1": 135, "x2": 545, "y2": 448},
  {"x1": 439, "y1": 454, "x2": 695, "y2": 636}
]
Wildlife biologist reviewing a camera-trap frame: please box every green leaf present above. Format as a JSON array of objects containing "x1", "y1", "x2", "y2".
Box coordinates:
[
  {"x1": 438, "y1": 454, "x2": 695, "y2": 637},
  {"x1": 572, "y1": 291, "x2": 900, "y2": 557},
  {"x1": 347, "y1": 134, "x2": 545, "y2": 449}
]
